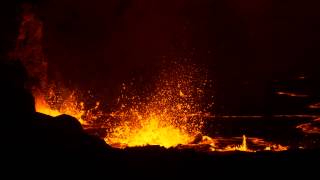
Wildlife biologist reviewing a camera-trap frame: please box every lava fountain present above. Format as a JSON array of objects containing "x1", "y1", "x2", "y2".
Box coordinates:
[
  {"x1": 103, "y1": 63, "x2": 288, "y2": 151},
  {"x1": 104, "y1": 63, "x2": 214, "y2": 148},
  {"x1": 10, "y1": 4, "x2": 288, "y2": 152}
]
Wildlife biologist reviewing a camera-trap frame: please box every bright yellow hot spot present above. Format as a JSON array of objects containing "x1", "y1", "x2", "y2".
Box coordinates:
[{"x1": 107, "y1": 114, "x2": 193, "y2": 148}]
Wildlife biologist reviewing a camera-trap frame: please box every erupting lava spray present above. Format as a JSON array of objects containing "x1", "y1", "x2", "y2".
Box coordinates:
[
  {"x1": 105, "y1": 62, "x2": 214, "y2": 148},
  {"x1": 9, "y1": 3, "x2": 289, "y2": 152}
]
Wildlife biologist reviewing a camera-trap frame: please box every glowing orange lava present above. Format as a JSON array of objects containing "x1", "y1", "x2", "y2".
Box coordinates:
[
  {"x1": 106, "y1": 114, "x2": 194, "y2": 148},
  {"x1": 180, "y1": 135, "x2": 288, "y2": 152},
  {"x1": 103, "y1": 64, "x2": 289, "y2": 152},
  {"x1": 105, "y1": 63, "x2": 212, "y2": 148},
  {"x1": 34, "y1": 87, "x2": 102, "y2": 125},
  {"x1": 11, "y1": 5, "x2": 102, "y2": 126},
  {"x1": 12, "y1": 4, "x2": 289, "y2": 152},
  {"x1": 223, "y1": 135, "x2": 251, "y2": 152}
]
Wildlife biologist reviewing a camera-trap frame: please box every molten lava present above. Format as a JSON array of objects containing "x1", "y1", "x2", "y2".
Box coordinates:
[
  {"x1": 102, "y1": 63, "x2": 288, "y2": 151},
  {"x1": 34, "y1": 89, "x2": 101, "y2": 125},
  {"x1": 11, "y1": 4, "x2": 289, "y2": 152},
  {"x1": 105, "y1": 63, "x2": 212, "y2": 148},
  {"x1": 180, "y1": 135, "x2": 288, "y2": 152},
  {"x1": 11, "y1": 4, "x2": 102, "y2": 125},
  {"x1": 223, "y1": 135, "x2": 251, "y2": 152},
  {"x1": 107, "y1": 115, "x2": 194, "y2": 148}
]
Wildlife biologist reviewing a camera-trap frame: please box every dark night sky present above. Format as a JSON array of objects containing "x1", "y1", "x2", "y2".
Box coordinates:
[{"x1": 1, "y1": 0, "x2": 320, "y2": 114}]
